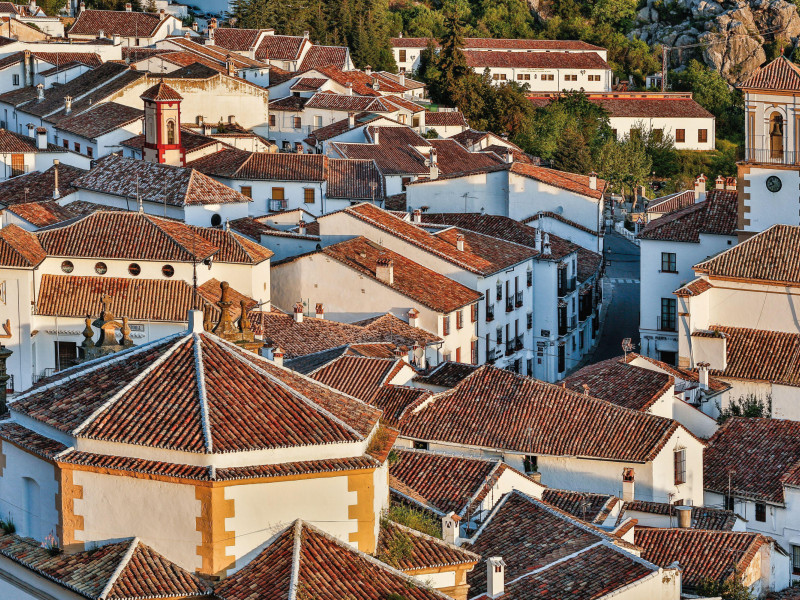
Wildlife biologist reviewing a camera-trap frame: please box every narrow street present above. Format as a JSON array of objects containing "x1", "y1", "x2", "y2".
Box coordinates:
[{"x1": 588, "y1": 230, "x2": 641, "y2": 363}]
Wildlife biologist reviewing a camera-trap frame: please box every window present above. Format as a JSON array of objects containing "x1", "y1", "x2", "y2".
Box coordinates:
[
  {"x1": 211, "y1": 214, "x2": 222, "y2": 227},
  {"x1": 86, "y1": 146, "x2": 93, "y2": 158},
  {"x1": 269, "y1": 114, "x2": 276, "y2": 127},
  {"x1": 401, "y1": 177, "x2": 412, "y2": 190},
  {"x1": 755, "y1": 502, "x2": 766, "y2": 522},
  {"x1": 527, "y1": 270, "x2": 532, "y2": 287},
  {"x1": 303, "y1": 188, "x2": 315, "y2": 203},
  {"x1": 398, "y1": 49, "x2": 407, "y2": 62},
  {"x1": 674, "y1": 448, "x2": 686, "y2": 485},
  {"x1": 455, "y1": 347, "x2": 461, "y2": 362},
  {"x1": 661, "y1": 252, "x2": 677, "y2": 273},
  {"x1": 272, "y1": 187, "x2": 285, "y2": 201},
  {"x1": 517, "y1": 73, "x2": 530, "y2": 81},
  {"x1": 240, "y1": 185, "x2": 252, "y2": 198},
  {"x1": 471, "y1": 340, "x2": 478, "y2": 364},
  {"x1": 527, "y1": 312, "x2": 532, "y2": 329},
  {"x1": 724, "y1": 495, "x2": 735, "y2": 511},
  {"x1": 564, "y1": 74, "x2": 577, "y2": 81},
  {"x1": 526, "y1": 358, "x2": 532, "y2": 375},
  {"x1": 313, "y1": 115, "x2": 322, "y2": 130},
  {"x1": 161, "y1": 264, "x2": 175, "y2": 278},
  {"x1": 660, "y1": 298, "x2": 677, "y2": 331},
  {"x1": 413, "y1": 441, "x2": 428, "y2": 450},
  {"x1": 10, "y1": 153, "x2": 23, "y2": 177},
  {"x1": 94, "y1": 262, "x2": 107, "y2": 275},
  {"x1": 491, "y1": 73, "x2": 507, "y2": 81},
  {"x1": 698, "y1": 128, "x2": 708, "y2": 143},
  {"x1": 398, "y1": 114, "x2": 407, "y2": 124},
  {"x1": 54, "y1": 341, "x2": 76, "y2": 373},
  {"x1": 524, "y1": 455, "x2": 537, "y2": 473},
  {"x1": 63, "y1": 139, "x2": 69, "y2": 149},
  {"x1": 128, "y1": 263, "x2": 141, "y2": 276},
  {"x1": 61, "y1": 260, "x2": 74, "y2": 273},
  {"x1": 74, "y1": 142, "x2": 80, "y2": 152},
  {"x1": 496, "y1": 281, "x2": 502, "y2": 301},
  {"x1": 793, "y1": 545, "x2": 800, "y2": 575},
  {"x1": 675, "y1": 129, "x2": 685, "y2": 143},
  {"x1": 293, "y1": 117, "x2": 302, "y2": 129},
  {"x1": 22, "y1": 477, "x2": 40, "y2": 539},
  {"x1": 588, "y1": 74, "x2": 601, "y2": 82},
  {"x1": 442, "y1": 315, "x2": 450, "y2": 336},
  {"x1": 456, "y1": 310, "x2": 463, "y2": 329},
  {"x1": 12, "y1": 74, "x2": 18, "y2": 86},
  {"x1": 542, "y1": 73, "x2": 554, "y2": 81},
  {"x1": 558, "y1": 343, "x2": 566, "y2": 372},
  {"x1": 471, "y1": 304, "x2": 477, "y2": 323},
  {"x1": 496, "y1": 327, "x2": 503, "y2": 345},
  {"x1": 166, "y1": 120, "x2": 176, "y2": 145}
]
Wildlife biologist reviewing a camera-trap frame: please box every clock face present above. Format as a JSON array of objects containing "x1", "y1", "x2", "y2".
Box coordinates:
[{"x1": 767, "y1": 175, "x2": 782, "y2": 193}]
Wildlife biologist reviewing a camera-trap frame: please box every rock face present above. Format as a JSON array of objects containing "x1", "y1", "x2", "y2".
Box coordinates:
[{"x1": 630, "y1": 0, "x2": 800, "y2": 84}]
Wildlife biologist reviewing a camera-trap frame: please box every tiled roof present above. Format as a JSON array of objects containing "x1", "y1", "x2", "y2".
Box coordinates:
[
  {"x1": 69, "y1": 9, "x2": 166, "y2": 37},
  {"x1": 589, "y1": 96, "x2": 713, "y2": 119},
  {"x1": 638, "y1": 188, "x2": 737, "y2": 242},
  {"x1": 72, "y1": 154, "x2": 252, "y2": 207},
  {"x1": 309, "y1": 355, "x2": 404, "y2": 402},
  {"x1": 267, "y1": 94, "x2": 307, "y2": 111},
  {"x1": 634, "y1": 528, "x2": 768, "y2": 589},
  {"x1": 140, "y1": 80, "x2": 183, "y2": 101},
  {"x1": 188, "y1": 148, "x2": 326, "y2": 181},
  {"x1": 391, "y1": 36, "x2": 604, "y2": 51},
  {"x1": 0, "y1": 128, "x2": 62, "y2": 152},
  {"x1": 303, "y1": 112, "x2": 382, "y2": 145},
  {"x1": 32, "y1": 51, "x2": 103, "y2": 68},
  {"x1": 521, "y1": 210, "x2": 599, "y2": 236},
  {"x1": 620, "y1": 500, "x2": 737, "y2": 530},
  {"x1": 164, "y1": 36, "x2": 269, "y2": 69},
  {"x1": 694, "y1": 224, "x2": 800, "y2": 284},
  {"x1": 121, "y1": 127, "x2": 219, "y2": 154},
  {"x1": 291, "y1": 76, "x2": 328, "y2": 91},
  {"x1": 254, "y1": 34, "x2": 307, "y2": 61},
  {"x1": 464, "y1": 491, "x2": 653, "y2": 598},
  {"x1": 428, "y1": 138, "x2": 503, "y2": 175},
  {"x1": 0, "y1": 420, "x2": 68, "y2": 459},
  {"x1": 0, "y1": 224, "x2": 45, "y2": 267},
  {"x1": 376, "y1": 520, "x2": 479, "y2": 571},
  {"x1": 6, "y1": 200, "x2": 74, "y2": 227},
  {"x1": 0, "y1": 534, "x2": 209, "y2": 599},
  {"x1": 35, "y1": 275, "x2": 255, "y2": 322},
  {"x1": 424, "y1": 111, "x2": 468, "y2": 127},
  {"x1": 370, "y1": 385, "x2": 430, "y2": 425},
  {"x1": 464, "y1": 49, "x2": 609, "y2": 69},
  {"x1": 623, "y1": 353, "x2": 729, "y2": 393},
  {"x1": 306, "y1": 65, "x2": 381, "y2": 96},
  {"x1": 11, "y1": 332, "x2": 381, "y2": 452},
  {"x1": 316, "y1": 235, "x2": 482, "y2": 313},
  {"x1": 212, "y1": 27, "x2": 266, "y2": 52},
  {"x1": 646, "y1": 189, "x2": 697, "y2": 214},
  {"x1": 675, "y1": 277, "x2": 713, "y2": 297},
  {"x1": 54, "y1": 102, "x2": 143, "y2": 139},
  {"x1": 510, "y1": 163, "x2": 606, "y2": 200},
  {"x1": 353, "y1": 312, "x2": 442, "y2": 345},
  {"x1": 331, "y1": 142, "x2": 425, "y2": 175},
  {"x1": 327, "y1": 158, "x2": 384, "y2": 199},
  {"x1": 562, "y1": 356, "x2": 673, "y2": 411},
  {"x1": 412, "y1": 361, "x2": 479, "y2": 388},
  {"x1": 400, "y1": 365, "x2": 684, "y2": 462},
  {"x1": 432, "y1": 226, "x2": 536, "y2": 271},
  {"x1": 305, "y1": 92, "x2": 399, "y2": 113},
  {"x1": 541, "y1": 489, "x2": 619, "y2": 525},
  {"x1": 704, "y1": 417, "x2": 800, "y2": 504},
  {"x1": 701, "y1": 325, "x2": 800, "y2": 387},
  {"x1": 215, "y1": 520, "x2": 445, "y2": 600},
  {"x1": 298, "y1": 45, "x2": 349, "y2": 71},
  {"x1": 390, "y1": 448, "x2": 519, "y2": 516},
  {"x1": 740, "y1": 55, "x2": 800, "y2": 91}
]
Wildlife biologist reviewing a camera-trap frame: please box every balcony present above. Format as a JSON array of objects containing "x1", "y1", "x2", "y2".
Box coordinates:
[
  {"x1": 515, "y1": 291, "x2": 523, "y2": 307},
  {"x1": 269, "y1": 198, "x2": 288, "y2": 212},
  {"x1": 744, "y1": 146, "x2": 799, "y2": 165},
  {"x1": 568, "y1": 316, "x2": 577, "y2": 331},
  {"x1": 515, "y1": 335, "x2": 523, "y2": 351},
  {"x1": 506, "y1": 299, "x2": 514, "y2": 313},
  {"x1": 657, "y1": 316, "x2": 677, "y2": 332},
  {"x1": 557, "y1": 277, "x2": 577, "y2": 298},
  {"x1": 486, "y1": 304, "x2": 495, "y2": 322}
]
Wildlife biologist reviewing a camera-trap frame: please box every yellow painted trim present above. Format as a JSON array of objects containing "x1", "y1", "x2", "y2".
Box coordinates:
[
  {"x1": 347, "y1": 470, "x2": 376, "y2": 553},
  {"x1": 56, "y1": 466, "x2": 84, "y2": 553},
  {"x1": 195, "y1": 485, "x2": 235, "y2": 577}
]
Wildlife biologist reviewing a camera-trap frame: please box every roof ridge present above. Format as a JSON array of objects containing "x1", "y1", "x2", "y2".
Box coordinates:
[
  {"x1": 98, "y1": 536, "x2": 139, "y2": 600},
  {"x1": 192, "y1": 333, "x2": 213, "y2": 453},
  {"x1": 459, "y1": 460, "x2": 505, "y2": 517},
  {"x1": 72, "y1": 334, "x2": 192, "y2": 436},
  {"x1": 146, "y1": 213, "x2": 218, "y2": 261},
  {"x1": 387, "y1": 520, "x2": 481, "y2": 561},
  {"x1": 287, "y1": 519, "x2": 303, "y2": 600}
]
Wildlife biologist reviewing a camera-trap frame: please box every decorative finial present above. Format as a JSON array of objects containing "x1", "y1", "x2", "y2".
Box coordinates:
[
  {"x1": 239, "y1": 299, "x2": 251, "y2": 332},
  {"x1": 121, "y1": 316, "x2": 133, "y2": 347},
  {"x1": 82, "y1": 315, "x2": 95, "y2": 348}
]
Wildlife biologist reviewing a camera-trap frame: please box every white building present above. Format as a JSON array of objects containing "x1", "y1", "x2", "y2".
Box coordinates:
[
  {"x1": 638, "y1": 186, "x2": 738, "y2": 365},
  {"x1": 0, "y1": 127, "x2": 89, "y2": 179}
]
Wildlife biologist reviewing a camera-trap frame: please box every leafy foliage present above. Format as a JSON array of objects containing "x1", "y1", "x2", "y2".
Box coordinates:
[
  {"x1": 387, "y1": 504, "x2": 442, "y2": 539},
  {"x1": 716, "y1": 394, "x2": 772, "y2": 425},
  {"x1": 695, "y1": 567, "x2": 755, "y2": 600},
  {"x1": 377, "y1": 519, "x2": 414, "y2": 568}
]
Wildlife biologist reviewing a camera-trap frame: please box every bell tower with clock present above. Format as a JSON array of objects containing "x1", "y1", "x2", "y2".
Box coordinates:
[{"x1": 738, "y1": 55, "x2": 800, "y2": 240}]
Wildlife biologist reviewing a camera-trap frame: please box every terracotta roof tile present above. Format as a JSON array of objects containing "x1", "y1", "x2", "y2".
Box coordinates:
[
  {"x1": 521, "y1": 210, "x2": 599, "y2": 236},
  {"x1": 188, "y1": 148, "x2": 327, "y2": 181},
  {"x1": 391, "y1": 37, "x2": 604, "y2": 51},
  {"x1": 635, "y1": 528, "x2": 767, "y2": 589},
  {"x1": 298, "y1": 45, "x2": 349, "y2": 71},
  {"x1": 621, "y1": 500, "x2": 737, "y2": 530},
  {"x1": 305, "y1": 93, "x2": 397, "y2": 112},
  {"x1": 303, "y1": 112, "x2": 382, "y2": 145},
  {"x1": 638, "y1": 188, "x2": 737, "y2": 242},
  {"x1": 695, "y1": 224, "x2": 800, "y2": 284},
  {"x1": 0, "y1": 128, "x2": 62, "y2": 152},
  {"x1": 0, "y1": 223, "x2": 45, "y2": 267},
  {"x1": 327, "y1": 158, "x2": 384, "y2": 199},
  {"x1": 140, "y1": 81, "x2": 182, "y2": 101},
  {"x1": 291, "y1": 76, "x2": 328, "y2": 91},
  {"x1": 623, "y1": 353, "x2": 728, "y2": 393},
  {"x1": 589, "y1": 96, "x2": 713, "y2": 119},
  {"x1": 212, "y1": 27, "x2": 266, "y2": 52},
  {"x1": 741, "y1": 55, "x2": 800, "y2": 90},
  {"x1": 433, "y1": 226, "x2": 537, "y2": 271},
  {"x1": 464, "y1": 49, "x2": 609, "y2": 70},
  {"x1": 675, "y1": 277, "x2": 713, "y2": 297},
  {"x1": 400, "y1": 365, "x2": 683, "y2": 462},
  {"x1": 369, "y1": 385, "x2": 430, "y2": 425},
  {"x1": 69, "y1": 9, "x2": 167, "y2": 38},
  {"x1": 164, "y1": 36, "x2": 269, "y2": 69},
  {"x1": 646, "y1": 190, "x2": 697, "y2": 214},
  {"x1": 309, "y1": 355, "x2": 404, "y2": 402},
  {"x1": 541, "y1": 489, "x2": 618, "y2": 525},
  {"x1": 6, "y1": 200, "x2": 74, "y2": 227},
  {"x1": 412, "y1": 361, "x2": 479, "y2": 388},
  {"x1": 704, "y1": 417, "x2": 800, "y2": 504},
  {"x1": 255, "y1": 34, "x2": 307, "y2": 61},
  {"x1": 0, "y1": 420, "x2": 67, "y2": 459},
  {"x1": 54, "y1": 101, "x2": 143, "y2": 139},
  {"x1": 510, "y1": 163, "x2": 605, "y2": 200},
  {"x1": 376, "y1": 520, "x2": 479, "y2": 571},
  {"x1": 424, "y1": 111, "x2": 468, "y2": 127}
]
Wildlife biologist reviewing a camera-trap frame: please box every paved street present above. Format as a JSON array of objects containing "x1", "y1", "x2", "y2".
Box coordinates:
[{"x1": 588, "y1": 231, "x2": 641, "y2": 363}]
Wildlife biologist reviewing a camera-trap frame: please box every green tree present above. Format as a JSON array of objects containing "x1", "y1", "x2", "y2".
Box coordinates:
[
  {"x1": 716, "y1": 394, "x2": 772, "y2": 425},
  {"x1": 695, "y1": 567, "x2": 755, "y2": 600}
]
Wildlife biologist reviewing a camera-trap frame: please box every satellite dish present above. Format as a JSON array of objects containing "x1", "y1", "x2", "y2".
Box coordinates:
[{"x1": 555, "y1": 206, "x2": 564, "y2": 215}]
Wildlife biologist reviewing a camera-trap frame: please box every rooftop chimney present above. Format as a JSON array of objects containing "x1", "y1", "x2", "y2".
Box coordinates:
[
  {"x1": 582, "y1": 383, "x2": 590, "y2": 396},
  {"x1": 64, "y1": 95, "x2": 72, "y2": 114},
  {"x1": 534, "y1": 227, "x2": 542, "y2": 253},
  {"x1": 192, "y1": 22, "x2": 199, "y2": 32},
  {"x1": 346, "y1": 82, "x2": 353, "y2": 96},
  {"x1": 373, "y1": 79, "x2": 380, "y2": 92},
  {"x1": 159, "y1": 8, "x2": 166, "y2": 19},
  {"x1": 272, "y1": 346, "x2": 284, "y2": 367},
  {"x1": 622, "y1": 468, "x2": 635, "y2": 501},
  {"x1": 79, "y1": 1, "x2": 85, "y2": 12},
  {"x1": 293, "y1": 302, "x2": 304, "y2": 323},
  {"x1": 315, "y1": 303, "x2": 324, "y2": 319},
  {"x1": 675, "y1": 505, "x2": 692, "y2": 529},
  {"x1": 188, "y1": 309, "x2": 204, "y2": 333},
  {"x1": 124, "y1": 2, "x2": 131, "y2": 10},
  {"x1": 52, "y1": 159, "x2": 59, "y2": 199},
  {"x1": 36, "y1": 83, "x2": 44, "y2": 101},
  {"x1": 456, "y1": 233, "x2": 464, "y2": 251},
  {"x1": 486, "y1": 557, "x2": 506, "y2": 599},
  {"x1": 348, "y1": 112, "x2": 355, "y2": 128},
  {"x1": 715, "y1": 174, "x2": 725, "y2": 190},
  {"x1": 376, "y1": 257, "x2": 394, "y2": 285},
  {"x1": 112, "y1": 33, "x2": 121, "y2": 45},
  {"x1": 412, "y1": 208, "x2": 422, "y2": 224},
  {"x1": 442, "y1": 512, "x2": 461, "y2": 546},
  {"x1": 303, "y1": 30, "x2": 309, "y2": 39},
  {"x1": 372, "y1": 127, "x2": 379, "y2": 145},
  {"x1": 408, "y1": 308, "x2": 419, "y2": 328},
  {"x1": 365, "y1": 64, "x2": 372, "y2": 76},
  {"x1": 35, "y1": 127, "x2": 46, "y2": 150},
  {"x1": 399, "y1": 69, "x2": 405, "y2": 87},
  {"x1": 697, "y1": 361, "x2": 710, "y2": 390},
  {"x1": 589, "y1": 171, "x2": 597, "y2": 190},
  {"x1": 98, "y1": 29, "x2": 104, "y2": 39},
  {"x1": 297, "y1": 219, "x2": 306, "y2": 235},
  {"x1": 542, "y1": 232, "x2": 551, "y2": 257},
  {"x1": 429, "y1": 147, "x2": 438, "y2": 180},
  {"x1": 505, "y1": 147, "x2": 514, "y2": 164},
  {"x1": 694, "y1": 174, "x2": 707, "y2": 201}
]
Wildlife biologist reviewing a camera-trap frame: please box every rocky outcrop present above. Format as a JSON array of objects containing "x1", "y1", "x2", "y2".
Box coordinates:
[{"x1": 631, "y1": 0, "x2": 800, "y2": 84}]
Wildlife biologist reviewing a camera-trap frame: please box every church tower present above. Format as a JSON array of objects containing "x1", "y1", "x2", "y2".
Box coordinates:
[
  {"x1": 140, "y1": 81, "x2": 185, "y2": 166},
  {"x1": 738, "y1": 56, "x2": 800, "y2": 240}
]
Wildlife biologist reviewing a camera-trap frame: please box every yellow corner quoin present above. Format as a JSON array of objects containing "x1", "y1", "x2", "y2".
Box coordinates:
[
  {"x1": 195, "y1": 485, "x2": 236, "y2": 577},
  {"x1": 347, "y1": 470, "x2": 376, "y2": 554},
  {"x1": 56, "y1": 466, "x2": 85, "y2": 553}
]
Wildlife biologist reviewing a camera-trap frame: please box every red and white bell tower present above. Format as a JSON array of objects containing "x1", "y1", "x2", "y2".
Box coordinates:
[{"x1": 140, "y1": 81, "x2": 185, "y2": 166}]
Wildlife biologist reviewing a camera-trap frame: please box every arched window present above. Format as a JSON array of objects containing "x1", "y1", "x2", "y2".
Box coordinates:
[
  {"x1": 770, "y1": 112, "x2": 784, "y2": 159},
  {"x1": 166, "y1": 120, "x2": 176, "y2": 145},
  {"x1": 22, "y1": 477, "x2": 40, "y2": 539}
]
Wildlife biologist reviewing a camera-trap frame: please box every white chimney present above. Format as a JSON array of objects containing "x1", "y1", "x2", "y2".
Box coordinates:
[
  {"x1": 272, "y1": 346, "x2": 284, "y2": 367},
  {"x1": 486, "y1": 557, "x2": 506, "y2": 599},
  {"x1": 315, "y1": 303, "x2": 324, "y2": 319},
  {"x1": 297, "y1": 219, "x2": 306, "y2": 235},
  {"x1": 429, "y1": 147, "x2": 438, "y2": 180},
  {"x1": 622, "y1": 468, "x2": 635, "y2": 502},
  {"x1": 534, "y1": 227, "x2": 542, "y2": 253},
  {"x1": 26, "y1": 123, "x2": 34, "y2": 137},
  {"x1": 373, "y1": 79, "x2": 380, "y2": 92},
  {"x1": 376, "y1": 257, "x2": 394, "y2": 285},
  {"x1": 192, "y1": 22, "x2": 199, "y2": 32},
  {"x1": 442, "y1": 512, "x2": 461, "y2": 546},
  {"x1": 303, "y1": 30, "x2": 309, "y2": 39},
  {"x1": 159, "y1": 8, "x2": 166, "y2": 20},
  {"x1": 52, "y1": 159, "x2": 60, "y2": 199},
  {"x1": 542, "y1": 233, "x2": 551, "y2": 257},
  {"x1": 408, "y1": 308, "x2": 419, "y2": 328},
  {"x1": 28, "y1": 0, "x2": 36, "y2": 13},
  {"x1": 365, "y1": 64, "x2": 372, "y2": 76},
  {"x1": 505, "y1": 147, "x2": 514, "y2": 164},
  {"x1": 456, "y1": 233, "x2": 464, "y2": 251},
  {"x1": 399, "y1": 69, "x2": 405, "y2": 87},
  {"x1": 412, "y1": 209, "x2": 422, "y2": 224},
  {"x1": 346, "y1": 82, "x2": 353, "y2": 96},
  {"x1": 112, "y1": 33, "x2": 121, "y2": 45},
  {"x1": 293, "y1": 302, "x2": 304, "y2": 323},
  {"x1": 64, "y1": 95, "x2": 72, "y2": 114},
  {"x1": 589, "y1": 171, "x2": 597, "y2": 190},
  {"x1": 188, "y1": 309, "x2": 204, "y2": 333},
  {"x1": 98, "y1": 29, "x2": 104, "y2": 39},
  {"x1": 372, "y1": 127, "x2": 379, "y2": 145},
  {"x1": 35, "y1": 127, "x2": 46, "y2": 150},
  {"x1": 36, "y1": 83, "x2": 44, "y2": 101},
  {"x1": 694, "y1": 174, "x2": 707, "y2": 201},
  {"x1": 697, "y1": 361, "x2": 710, "y2": 390},
  {"x1": 79, "y1": 1, "x2": 85, "y2": 12},
  {"x1": 124, "y1": 2, "x2": 131, "y2": 10},
  {"x1": 348, "y1": 112, "x2": 355, "y2": 128},
  {"x1": 676, "y1": 505, "x2": 692, "y2": 529},
  {"x1": 715, "y1": 174, "x2": 724, "y2": 190}
]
